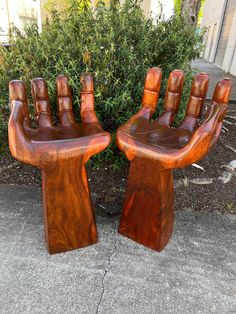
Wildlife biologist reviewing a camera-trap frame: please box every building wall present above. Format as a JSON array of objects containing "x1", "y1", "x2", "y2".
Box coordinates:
[
  {"x1": 1, "y1": 0, "x2": 162, "y2": 43},
  {"x1": 201, "y1": 0, "x2": 236, "y2": 76},
  {"x1": 0, "y1": 0, "x2": 9, "y2": 42},
  {"x1": 41, "y1": 0, "x2": 162, "y2": 22},
  {"x1": 0, "y1": 0, "x2": 42, "y2": 44},
  {"x1": 140, "y1": 0, "x2": 151, "y2": 17},
  {"x1": 201, "y1": 0, "x2": 226, "y2": 62},
  {"x1": 223, "y1": 5, "x2": 236, "y2": 75}
]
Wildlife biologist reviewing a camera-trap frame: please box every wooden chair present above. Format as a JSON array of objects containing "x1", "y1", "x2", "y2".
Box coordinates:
[
  {"x1": 116, "y1": 68, "x2": 232, "y2": 251},
  {"x1": 8, "y1": 74, "x2": 111, "y2": 254}
]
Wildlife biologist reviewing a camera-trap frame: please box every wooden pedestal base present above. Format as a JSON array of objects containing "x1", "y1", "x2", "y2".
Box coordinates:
[
  {"x1": 8, "y1": 74, "x2": 111, "y2": 254},
  {"x1": 117, "y1": 68, "x2": 232, "y2": 252},
  {"x1": 42, "y1": 158, "x2": 97, "y2": 254},
  {"x1": 118, "y1": 158, "x2": 174, "y2": 251}
]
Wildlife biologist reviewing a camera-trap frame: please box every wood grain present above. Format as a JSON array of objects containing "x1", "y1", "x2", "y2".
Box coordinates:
[
  {"x1": 156, "y1": 69, "x2": 184, "y2": 126},
  {"x1": 119, "y1": 157, "x2": 174, "y2": 251},
  {"x1": 117, "y1": 68, "x2": 232, "y2": 251},
  {"x1": 42, "y1": 157, "x2": 97, "y2": 254},
  {"x1": 8, "y1": 74, "x2": 111, "y2": 254}
]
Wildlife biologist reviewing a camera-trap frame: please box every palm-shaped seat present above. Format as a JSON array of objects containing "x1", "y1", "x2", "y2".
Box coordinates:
[
  {"x1": 8, "y1": 74, "x2": 111, "y2": 254},
  {"x1": 116, "y1": 68, "x2": 232, "y2": 251}
]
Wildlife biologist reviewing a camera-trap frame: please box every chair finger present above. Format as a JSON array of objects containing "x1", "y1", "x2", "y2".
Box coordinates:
[
  {"x1": 195, "y1": 77, "x2": 232, "y2": 149},
  {"x1": 80, "y1": 73, "x2": 98, "y2": 123},
  {"x1": 156, "y1": 69, "x2": 184, "y2": 126},
  {"x1": 31, "y1": 78, "x2": 53, "y2": 128},
  {"x1": 179, "y1": 72, "x2": 209, "y2": 131},
  {"x1": 56, "y1": 75, "x2": 76, "y2": 127},
  {"x1": 9, "y1": 80, "x2": 30, "y2": 127},
  {"x1": 203, "y1": 78, "x2": 232, "y2": 126},
  {"x1": 210, "y1": 78, "x2": 232, "y2": 145},
  {"x1": 212, "y1": 78, "x2": 232, "y2": 105},
  {"x1": 142, "y1": 67, "x2": 162, "y2": 110}
]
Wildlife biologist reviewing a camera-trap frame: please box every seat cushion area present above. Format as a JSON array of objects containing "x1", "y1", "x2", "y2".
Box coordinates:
[
  {"x1": 25, "y1": 123, "x2": 107, "y2": 143},
  {"x1": 118, "y1": 118, "x2": 193, "y2": 150}
]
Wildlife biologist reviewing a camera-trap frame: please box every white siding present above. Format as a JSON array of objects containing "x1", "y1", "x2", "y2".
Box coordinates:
[
  {"x1": 0, "y1": 0, "x2": 42, "y2": 43},
  {"x1": 0, "y1": 0, "x2": 11, "y2": 44},
  {"x1": 215, "y1": 0, "x2": 236, "y2": 67},
  {"x1": 201, "y1": 0, "x2": 236, "y2": 76},
  {"x1": 230, "y1": 48, "x2": 236, "y2": 75},
  {"x1": 201, "y1": 0, "x2": 227, "y2": 63},
  {"x1": 224, "y1": 7, "x2": 236, "y2": 73}
]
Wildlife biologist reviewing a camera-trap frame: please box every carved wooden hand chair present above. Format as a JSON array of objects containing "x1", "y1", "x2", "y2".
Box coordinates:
[
  {"x1": 8, "y1": 74, "x2": 111, "y2": 254},
  {"x1": 116, "y1": 68, "x2": 232, "y2": 251}
]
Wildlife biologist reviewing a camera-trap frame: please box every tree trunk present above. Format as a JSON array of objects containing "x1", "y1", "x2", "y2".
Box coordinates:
[{"x1": 181, "y1": 0, "x2": 202, "y2": 27}]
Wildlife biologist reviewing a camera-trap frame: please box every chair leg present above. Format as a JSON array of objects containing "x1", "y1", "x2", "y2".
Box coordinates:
[
  {"x1": 118, "y1": 157, "x2": 174, "y2": 251},
  {"x1": 41, "y1": 157, "x2": 97, "y2": 254}
]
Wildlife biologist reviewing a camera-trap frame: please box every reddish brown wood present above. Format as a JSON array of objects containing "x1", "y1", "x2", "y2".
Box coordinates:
[
  {"x1": 8, "y1": 74, "x2": 111, "y2": 254},
  {"x1": 117, "y1": 68, "x2": 232, "y2": 251},
  {"x1": 156, "y1": 69, "x2": 184, "y2": 126},
  {"x1": 179, "y1": 72, "x2": 209, "y2": 131},
  {"x1": 119, "y1": 158, "x2": 174, "y2": 251}
]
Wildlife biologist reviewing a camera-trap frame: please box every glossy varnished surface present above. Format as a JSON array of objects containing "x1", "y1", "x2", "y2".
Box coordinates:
[
  {"x1": 8, "y1": 74, "x2": 111, "y2": 254},
  {"x1": 117, "y1": 67, "x2": 232, "y2": 251},
  {"x1": 119, "y1": 158, "x2": 174, "y2": 251},
  {"x1": 42, "y1": 157, "x2": 97, "y2": 254},
  {"x1": 25, "y1": 124, "x2": 106, "y2": 143},
  {"x1": 120, "y1": 118, "x2": 192, "y2": 150}
]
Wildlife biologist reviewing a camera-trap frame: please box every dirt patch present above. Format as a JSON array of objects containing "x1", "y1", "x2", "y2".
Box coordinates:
[{"x1": 1, "y1": 104, "x2": 235, "y2": 215}]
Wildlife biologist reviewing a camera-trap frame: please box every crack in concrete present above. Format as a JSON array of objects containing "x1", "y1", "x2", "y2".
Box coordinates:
[{"x1": 96, "y1": 224, "x2": 118, "y2": 314}]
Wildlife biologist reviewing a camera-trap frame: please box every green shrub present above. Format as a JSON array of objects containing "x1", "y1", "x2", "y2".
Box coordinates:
[{"x1": 0, "y1": 0, "x2": 203, "y2": 165}]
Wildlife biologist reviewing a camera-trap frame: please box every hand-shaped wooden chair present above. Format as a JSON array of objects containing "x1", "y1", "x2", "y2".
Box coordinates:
[
  {"x1": 8, "y1": 74, "x2": 111, "y2": 254},
  {"x1": 116, "y1": 68, "x2": 232, "y2": 251}
]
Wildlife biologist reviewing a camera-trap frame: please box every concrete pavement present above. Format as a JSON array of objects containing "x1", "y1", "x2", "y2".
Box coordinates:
[
  {"x1": 192, "y1": 59, "x2": 236, "y2": 101},
  {"x1": 0, "y1": 185, "x2": 235, "y2": 313}
]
